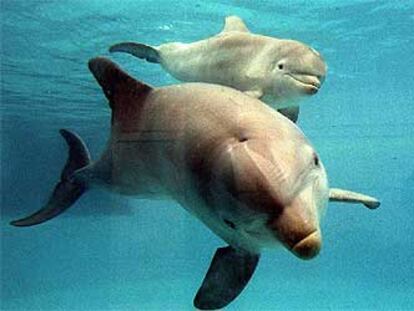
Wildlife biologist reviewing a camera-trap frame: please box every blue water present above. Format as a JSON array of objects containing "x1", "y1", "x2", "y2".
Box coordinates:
[{"x1": 1, "y1": 1, "x2": 414, "y2": 310}]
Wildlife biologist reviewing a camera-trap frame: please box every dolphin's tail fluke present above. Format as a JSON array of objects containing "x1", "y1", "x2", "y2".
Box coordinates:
[
  {"x1": 10, "y1": 129, "x2": 91, "y2": 227},
  {"x1": 109, "y1": 42, "x2": 161, "y2": 63}
]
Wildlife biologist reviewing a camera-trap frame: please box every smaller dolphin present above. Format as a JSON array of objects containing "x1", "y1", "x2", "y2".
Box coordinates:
[
  {"x1": 109, "y1": 16, "x2": 327, "y2": 122},
  {"x1": 11, "y1": 58, "x2": 377, "y2": 310}
]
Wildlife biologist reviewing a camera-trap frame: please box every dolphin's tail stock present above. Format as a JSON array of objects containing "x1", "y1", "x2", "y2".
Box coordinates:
[
  {"x1": 109, "y1": 42, "x2": 161, "y2": 63},
  {"x1": 10, "y1": 129, "x2": 91, "y2": 227}
]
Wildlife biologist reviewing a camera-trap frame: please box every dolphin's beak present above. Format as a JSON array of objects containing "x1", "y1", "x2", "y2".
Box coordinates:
[
  {"x1": 287, "y1": 73, "x2": 323, "y2": 95},
  {"x1": 291, "y1": 230, "x2": 321, "y2": 260},
  {"x1": 267, "y1": 191, "x2": 322, "y2": 260}
]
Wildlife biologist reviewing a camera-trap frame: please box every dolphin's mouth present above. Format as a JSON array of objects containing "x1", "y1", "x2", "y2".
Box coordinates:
[
  {"x1": 291, "y1": 230, "x2": 321, "y2": 260},
  {"x1": 287, "y1": 73, "x2": 323, "y2": 95}
]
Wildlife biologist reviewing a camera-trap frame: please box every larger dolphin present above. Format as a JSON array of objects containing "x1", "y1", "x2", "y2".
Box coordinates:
[
  {"x1": 11, "y1": 58, "x2": 378, "y2": 310},
  {"x1": 109, "y1": 16, "x2": 327, "y2": 122}
]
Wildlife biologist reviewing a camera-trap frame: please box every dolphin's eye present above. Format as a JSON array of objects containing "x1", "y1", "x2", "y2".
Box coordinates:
[
  {"x1": 278, "y1": 63, "x2": 284, "y2": 70},
  {"x1": 313, "y1": 154, "x2": 320, "y2": 166}
]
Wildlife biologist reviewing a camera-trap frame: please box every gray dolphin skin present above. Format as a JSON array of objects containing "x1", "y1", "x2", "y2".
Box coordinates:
[
  {"x1": 109, "y1": 16, "x2": 327, "y2": 122},
  {"x1": 11, "y1": 58, "x2": 378, "y2": 310}
]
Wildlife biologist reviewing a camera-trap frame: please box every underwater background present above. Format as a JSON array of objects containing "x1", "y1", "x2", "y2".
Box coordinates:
[{"x1": 1, "y1": 0, "x2": 414, "y2": 310}]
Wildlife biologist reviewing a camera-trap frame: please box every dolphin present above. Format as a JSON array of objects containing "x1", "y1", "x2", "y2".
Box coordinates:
[
  {"x1": 109, "y1": 16, "x2": 327, "y2": 122},
  {"x1": 11, "y1": 58, "x2": 378, "y2": 310}
]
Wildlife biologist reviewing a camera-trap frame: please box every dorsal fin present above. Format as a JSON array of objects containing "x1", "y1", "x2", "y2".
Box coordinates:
[
  {"x1": 88, "y1": 57, "x2": 153, "y2": 125},
  {"x1": 221, "y1": 16, "x2": 250, "y2": 33}
]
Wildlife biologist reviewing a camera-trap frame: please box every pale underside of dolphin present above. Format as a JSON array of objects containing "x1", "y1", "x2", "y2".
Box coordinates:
[
  {"x1": 11, "y1": 58, "x2": 378, "y2": 310},
  {"x1": 109, "y1": 16, "x2": 328, "y2": 123}
]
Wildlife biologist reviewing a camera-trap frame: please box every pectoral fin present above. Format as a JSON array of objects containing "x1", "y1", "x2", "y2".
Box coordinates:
[
  {"x1": 194, "y1": 246, "x2": 260, "y2": 310},
  {"x1": 278, "y1": 106, "x2": 300, "y2": 123},
  {"x1": 329, "y1": 188, "x2": 380, "y2": 209}
]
